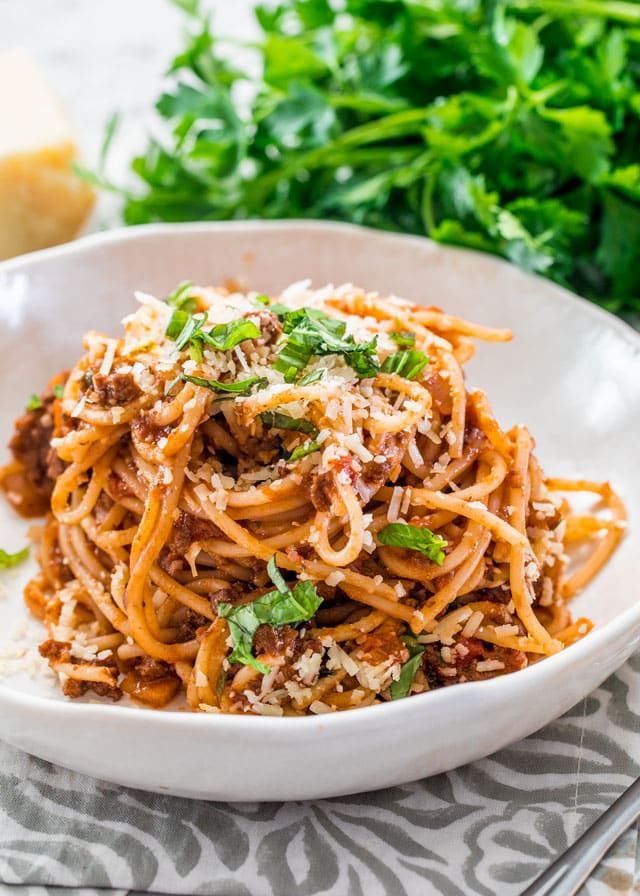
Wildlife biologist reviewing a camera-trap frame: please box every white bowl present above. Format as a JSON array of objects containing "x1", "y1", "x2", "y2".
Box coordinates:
[{"x1": 0, "y1": 221, "x2": 639, "y2": 801}]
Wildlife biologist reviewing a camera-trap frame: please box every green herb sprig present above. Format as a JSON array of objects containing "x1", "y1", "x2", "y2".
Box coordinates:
[
  {"x1": 0, "y1": 546, "x2": 29, "y2": 570},
  {"x1": 166, "y1": 310, "x2": 260, "y2": 361},
  {"x1": 381, "y1": 350, "x2": 430, "y2": 380},
  {"x1": 390, "y1": 635, "x2": 425, "y2": 700},
  {"x1": 378, "y1": 522, "x2": 448, "y2": 565},
  {"x1": 181, "y1": 373, "x2": 267, "y2": 395},
  {"x1": 274, "y1": 307, "x2": 379, "y2": 381},
  {"x1": 217, "y1": 556, "x2": 322, "y2": 673},
  {"x1": 94, "y1": 0, "x2": 640, "y2": 312}
]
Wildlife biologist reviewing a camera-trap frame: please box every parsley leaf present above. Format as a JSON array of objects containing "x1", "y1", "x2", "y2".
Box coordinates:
[
  {"x1": 181, "y1": 374, "x2": 267, "y2": 394},
  {"x1": 91, "y1": 1, "x2": 640, "y2": 311},
  {"x1": 218, "y1": 557, "x2": 322, "y2": 672},
  {"x1": 378, "y1": 523, "x2": 448, "y2": 565},
  {"x1": 0, "y1": 546, "x2": 29, "y2": 569},
  {"x1": 381, "y1": 350, "x2": 430, "y2": 380},
  {"x1": 53, "y1": 384, "x2": 65, "y2": 399},
  {"x1": 26, "y1": 394, "x2": 42, "y2": 411},
  {"x1": 260, "y1": 411, "x2": 319, "y2": 436}
]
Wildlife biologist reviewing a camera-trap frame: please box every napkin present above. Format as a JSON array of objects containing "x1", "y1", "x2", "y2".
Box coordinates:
[{"x1": 2, "y1": 654, "x2": 640, "y2": 896}]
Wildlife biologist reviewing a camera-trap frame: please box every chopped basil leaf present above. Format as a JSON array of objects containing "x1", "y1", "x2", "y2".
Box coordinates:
[
  {"x1": 390, "y1": 650, "x2": 424, "y2": 700},
  {"x1": 269, "y1": 302, "x2": 290, "y2": 319},
  {"x1": 273, "y1": 337, "x2": 314, "y2": 382},
  {"x1": 297, "y1": 368, "x2": 326, "y2": 386},
  {"x1": 0, "y1": 546, "x2": 29, "y2": 570},
  {"x1": 266, "y1": 554, "x2": 289, "y2": 596},
  {"x1": 166, "y1": 280, "x2": 197, "y2": 312},
  {"x1": 218, "y1": 558, "x2": 322, "y2": 672},
  {"x1": 274, "y1": 307, "x2": 380, "y2": 380},
  {"x1": 343, "y1": 341, "x2": 379, "y2": 378},
  {"x1": 378, "y1": 522, "x2": 447, "y2": 565},
  {"x1": 287, "y1": 439, "x2": 321, "y2": 462},
  {"x1": 26, "y1": 394, "x2": 42, "y2": 411},
  {"x1": 166, "y1": 310, "x2": 259, "y2": 357},
  {"x1": 200, "y1": 318, "x2": 260, "y2": 351},
  {"x1": 166, "y1": 309, "x2": 206, "y2": 350},
  {"x1": 390, "y1": 331, "x2": 415, "y2": 348},
  {"x1": 181, "y1": 374, "x2": 267, "y2": 394},
  {"x1": 260, "y1": 411, "x2": 318, "y2": 436},
  {"x1": 255, "y1": 294, "x2": 270, "y2": 305},
  {"x1": 381, "y1": 349, "x2": 429, "y2": 380},
  {"x1": 52, "y1": 384, "x2": 64, "y2": 399}
]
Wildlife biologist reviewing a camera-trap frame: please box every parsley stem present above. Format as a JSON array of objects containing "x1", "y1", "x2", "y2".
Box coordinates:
[{"x1": 507, "y1": 0, "x2": 640, "y2": 22}]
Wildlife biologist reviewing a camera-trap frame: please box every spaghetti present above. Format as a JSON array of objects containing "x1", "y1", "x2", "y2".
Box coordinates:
[{"x1": 1, "y1": 280, "x2": 625, "y2": 715}]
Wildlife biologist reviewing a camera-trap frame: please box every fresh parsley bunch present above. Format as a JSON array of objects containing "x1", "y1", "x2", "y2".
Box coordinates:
[{"x1": 97, "y1": 0, "x2": 640, "y2": 311}]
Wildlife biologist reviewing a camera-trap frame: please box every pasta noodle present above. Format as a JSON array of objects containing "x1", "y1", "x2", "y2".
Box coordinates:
[{"x1": 0, "y1": 280, "x2": 625, "y2": 715}]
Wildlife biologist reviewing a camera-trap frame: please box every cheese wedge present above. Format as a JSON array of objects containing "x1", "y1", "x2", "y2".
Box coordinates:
[{"x1": 0, "y1": 50, "x2": 95, "y2": 260}]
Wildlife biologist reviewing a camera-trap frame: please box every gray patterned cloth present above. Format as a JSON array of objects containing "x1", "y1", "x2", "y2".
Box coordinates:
[{"x1": 2, "y1": 655, "x2": 640, "y2": 896}]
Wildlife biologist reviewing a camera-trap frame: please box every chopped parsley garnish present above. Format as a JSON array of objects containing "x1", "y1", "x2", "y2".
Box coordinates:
[
  {"x1": 274, "y1": 307, "x2": 379, "y2": 382},
  {"x1": 165, "y1": 310, "x2": 260, "y2": 361},
  {"x1": 254, "y1": 294, "x2": 270, "y2": 305},
  {"x1": 381, "y1": 350, "x2": 429, "y2": 380},
  {"x1": 378, "y1": 523, "x2": 447, "y2": 565},
  {"x1": 0, "y1": 546, "x2": 29, "y2": 570},
  {"x1": 260, "y1": 411, "x2": 319, "y2": 436},
  {"x1": 166, "y1": 280, "x2": 197, "y2": 313},
  {"x1": 217, "y1": 556, "x2": 322, "y2": 673},
  {"x1": 390, "y1": 636, "x2": 425, "y2": 700},
  {"x1": 390, "y1": 331, "x2": 415, "y2": 348},
  {"x1": 26, "y1": 394, "x2": 42, "y2": 411},
  {"x1": 287, "y1": 439, "x2": 321, "y2": 462},
  {"x1": 181, "y1": 374, "x2": 267, "y2": 395},
  {"x1": 52, "y1": 384, "x2": 64, "y2": 399}
]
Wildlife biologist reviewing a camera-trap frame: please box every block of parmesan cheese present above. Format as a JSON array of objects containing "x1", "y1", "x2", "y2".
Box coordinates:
[{"x1": 0, "y1": 50, "x2": 95, "y2": 260}]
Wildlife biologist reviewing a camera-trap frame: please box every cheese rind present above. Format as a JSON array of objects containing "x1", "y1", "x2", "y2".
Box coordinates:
[{"x1": 0, "y1": 50, "x2": 94, "y2": 260}]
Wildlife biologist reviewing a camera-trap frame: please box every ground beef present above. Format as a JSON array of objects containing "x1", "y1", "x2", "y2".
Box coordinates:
[
  {"x1": 253, "y1": 624, "x2": 299, "y2": 659},
  {"x1": 7, "y1": 397, "x2": 56, "y2": 505},
  {"x1": 359, "y1": 431, "x2": 410, "y2": 500},
  {"x1": 39, "y1": 639, "x2": 71, "y2": 663},
  {"x1": 120, "y1": 658, "x2": 180, "y2": 707},
  {"x1": 309, "y1": 456, "x2": 360, "y2": 512},
  {"x1": 424, "y1": 372, "x2": 454, "y2": 415},
  {"x1": 173, "y1": 607, "x2": 209, "y2": 642},
  {"x1": 131, "y1": 415, "x2": 171, "y2": 445},
  {"x1": 167, "y1": 511, "x2": 219, "y2": 554},
  {"x1": 91, "y1": 371, "x2": 141, "y2": 407},
  {"x1": 423, "y1": 636, "x2": 527, "y2": 686},
  {"x1": 134, "y1": 657, "x2": 174, "y2": 681},
  {"x1": 39, "y1": 639, "x2": 122, "y2": 700},
  {"x1": 243, "y1": 309, "x2": 282, "y2": 345},
  {"x1": 209, "y1": 584, "x2": 246, "y2": 611},
  {"x1": 48, "y1": 538, "x2": 74, "y2": 587},
  {"x1": 354, "y1": 629, "x2": 409, "y2": 667}
]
